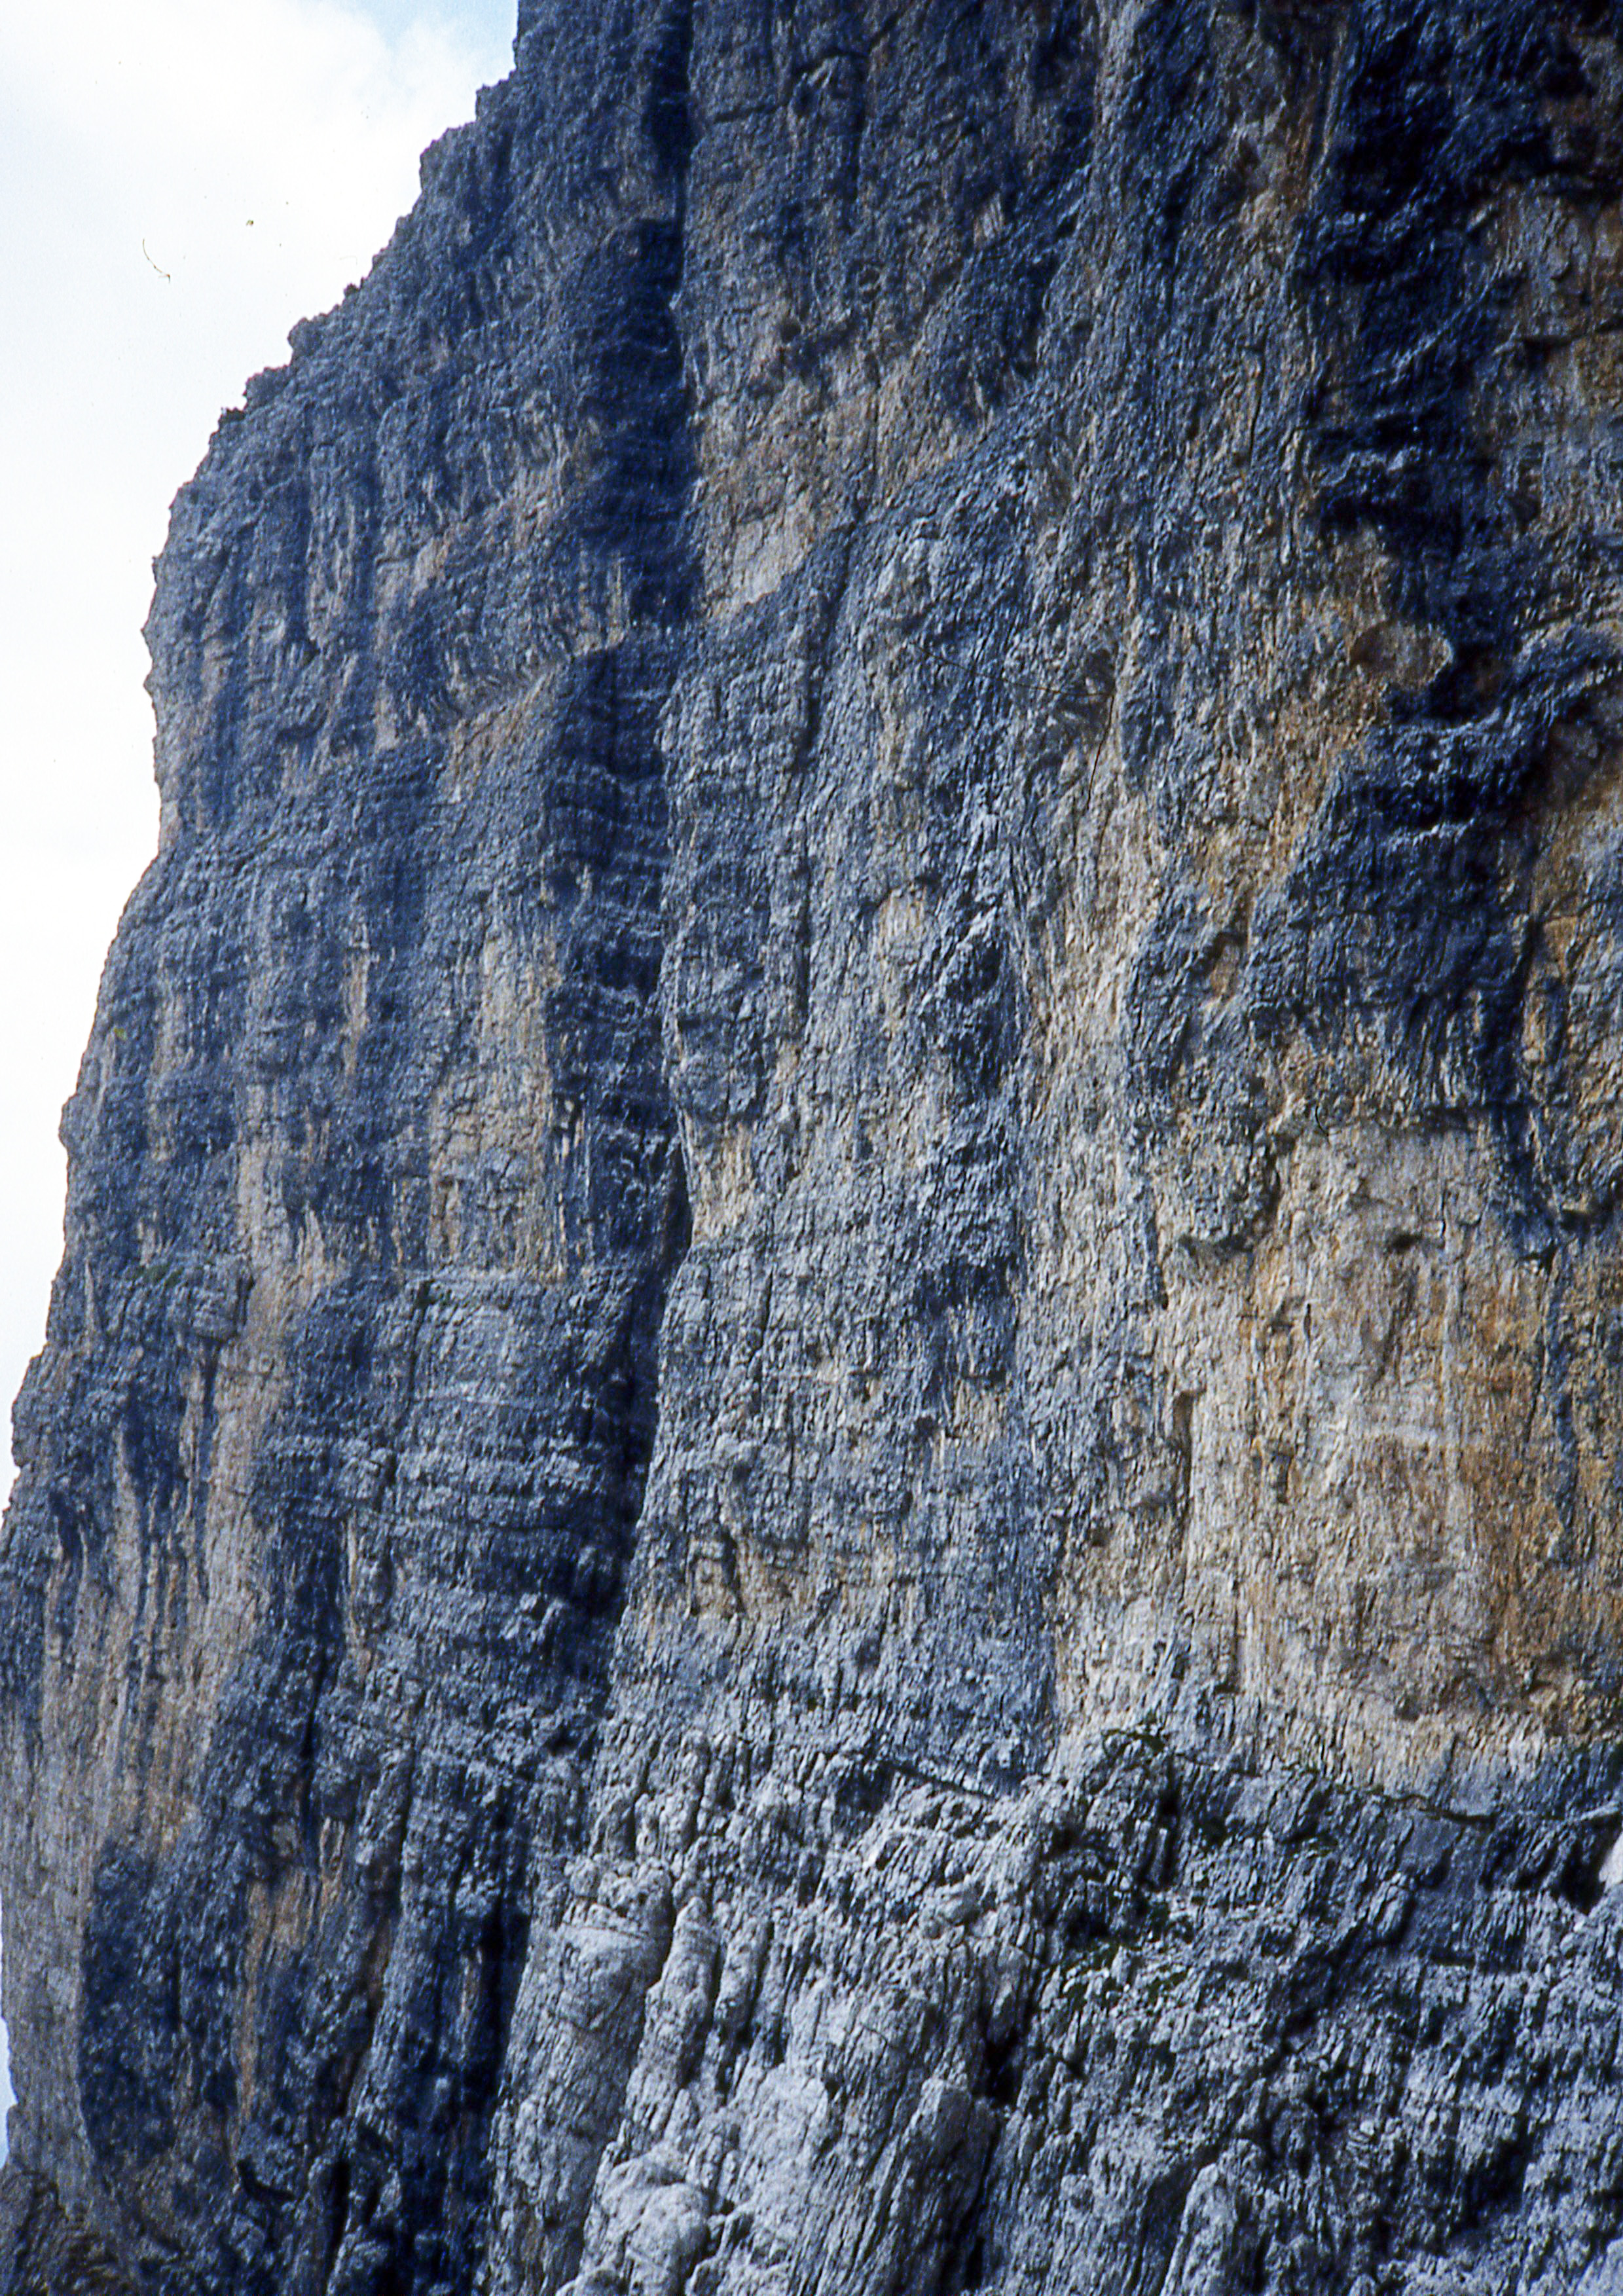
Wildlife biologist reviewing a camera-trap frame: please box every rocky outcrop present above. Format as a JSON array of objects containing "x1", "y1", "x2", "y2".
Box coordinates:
[{"x1": 12, "y1": 1, "x2": 1623, "y2": 2289}]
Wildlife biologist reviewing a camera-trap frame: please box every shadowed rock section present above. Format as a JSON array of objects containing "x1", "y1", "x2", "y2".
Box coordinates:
[{"x1": 14, "y1": 1, "x2": 1623, "y2": 2290}]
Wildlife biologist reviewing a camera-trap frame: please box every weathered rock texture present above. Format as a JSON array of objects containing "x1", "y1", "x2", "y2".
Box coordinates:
[{"x1": 13, "y1": 1, "x2": 1623, "y2": 2289}]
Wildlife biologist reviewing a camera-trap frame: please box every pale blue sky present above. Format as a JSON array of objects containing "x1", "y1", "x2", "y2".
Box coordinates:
[{"x1": 362, "y1": 0, "x2": 512, "y2": 33}]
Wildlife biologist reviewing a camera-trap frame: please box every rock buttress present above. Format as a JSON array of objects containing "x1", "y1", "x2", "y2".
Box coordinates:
[{"x1": 1, "y1": 8, "x2": 693, "y2": 2289}]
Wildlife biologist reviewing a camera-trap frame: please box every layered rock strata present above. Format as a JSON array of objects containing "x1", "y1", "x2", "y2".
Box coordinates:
[{"x1": 12, "y1": 1, "x2": 1623, "y2": 2289}]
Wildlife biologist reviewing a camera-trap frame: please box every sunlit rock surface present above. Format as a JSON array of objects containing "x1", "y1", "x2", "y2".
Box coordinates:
[{"x1": 13, "y1": 1, "x2": 1623, "y2": 2289}]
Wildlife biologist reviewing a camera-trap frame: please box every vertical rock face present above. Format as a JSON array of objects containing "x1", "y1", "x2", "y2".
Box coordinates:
[
  {"x1": 2, "y1": 20, "x2": 695, "y2": 2286},
  {"x1": 14, "y1": 1, "x2": 1623, "y2": 2289}
]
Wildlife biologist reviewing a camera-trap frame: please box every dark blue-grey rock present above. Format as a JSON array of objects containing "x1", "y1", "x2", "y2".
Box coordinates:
[{"x1": 12, "y1": 3, "x2": 1623, "y2": 2290}]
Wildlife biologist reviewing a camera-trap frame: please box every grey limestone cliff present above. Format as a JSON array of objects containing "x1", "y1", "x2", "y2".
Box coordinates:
[{"x1": 12, "y1": 2, "x2": 1623, "y2": 2290}]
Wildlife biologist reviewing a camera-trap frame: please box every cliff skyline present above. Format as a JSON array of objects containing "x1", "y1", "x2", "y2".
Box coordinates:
[{"x1": 12, "y1": 4, "x2": 1623, "y2": 2289}]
